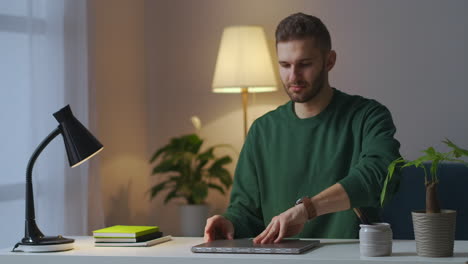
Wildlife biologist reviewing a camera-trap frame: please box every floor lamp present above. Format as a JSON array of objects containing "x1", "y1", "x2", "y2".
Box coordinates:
[{"x1": 212, "y1": 26, "x2": 277, "y2": 139}]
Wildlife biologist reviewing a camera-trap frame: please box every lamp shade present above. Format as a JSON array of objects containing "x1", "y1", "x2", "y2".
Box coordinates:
[
  {"x1": 212, "y1": 26, "x2": 277, "y2": 93},
  {"x1": 53, "y1": 105, "x2": 103, "y2": 168}
]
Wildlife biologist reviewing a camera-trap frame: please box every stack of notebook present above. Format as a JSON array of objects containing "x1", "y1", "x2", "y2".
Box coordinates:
[{"x1": 93, "y1": 225, "x2": 171, "y2": 247}]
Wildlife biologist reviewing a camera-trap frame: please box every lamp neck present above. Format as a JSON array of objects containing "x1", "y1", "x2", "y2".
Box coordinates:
[
  {"x1": 241, "y1": 88, "x2": 248, "y2": 140},
  {"x1": 24, "y1": 126, "x2": 61, "y2": 240}
]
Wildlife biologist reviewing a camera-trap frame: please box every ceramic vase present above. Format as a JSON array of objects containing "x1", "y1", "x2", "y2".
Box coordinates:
[{"x1": 359, "y1": 223, "x2": 393, "y2": 257}]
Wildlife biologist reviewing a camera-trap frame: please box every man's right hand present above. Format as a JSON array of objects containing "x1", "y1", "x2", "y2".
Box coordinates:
[{"x1": 204, "y1": 215, "x2": 234, "y2": 242}]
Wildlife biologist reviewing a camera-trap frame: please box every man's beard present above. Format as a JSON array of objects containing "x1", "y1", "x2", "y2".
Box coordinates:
[{"x1": 283, "y1": 65, "x2": 327, "y2": 103}]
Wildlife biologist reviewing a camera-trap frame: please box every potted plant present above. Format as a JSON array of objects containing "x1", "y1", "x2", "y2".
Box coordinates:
[
  {"x1": 149, "y1": 117, "x2": 234, "y2": 236},
  {"x1": 381, "y1": 139, "x2": 468, "y2": 257}
]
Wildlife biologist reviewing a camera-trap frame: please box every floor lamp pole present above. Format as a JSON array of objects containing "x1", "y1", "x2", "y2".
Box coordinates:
[{"x1": 241, "y1": 87, "x2": 248, "y2": 139}]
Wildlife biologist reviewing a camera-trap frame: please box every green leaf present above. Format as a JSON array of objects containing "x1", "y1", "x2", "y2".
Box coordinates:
[
  {"x1": 148, "y1": 180, "x2": 170, "y2": 199},
  {"x1": 175, "y1": 134, "x2": 203, "y2": 154},
  {"x1": 212, "y1": 156, "x2": 233, "y2": 168},
  {"x1": 443, "y1": 138, "x2": 468, "y2": 158},
  {"x1": 152, "y1": 159, "x2": 179, "y2": 174},
  {"x1": 195, "y1": 147, "x2": 215, "y2": 174},
  {"x1": 191, "y1": 182, "x2": 208, "y2": 204},
  {"x1": 380, "y1": 176, "x2": 389, "y2": 207},
  {"x1": 207, "y1": 183, "x2": 226, "y2": 195},
  {"x1": 198, "y1": 147, "x2": 215, "y2": 161},
  {"x1": 444, "y1": 157, "x2": 468, "y2": 166},
  {"x1": 423, "y1": 147, "x2": 436, "y2": 157},
  {"x1": 164, "y1": 190, "x2": 180, "y2": 204},
  {"x1": 209, "y1": 167, "x2": 233, "y2": 188},
  {"x1": 150, "y1": 144, "x2": 171, "y2": 163},
  {"x1": 168, "y1": 175, "x2": 182, "y2": 186},
  {"x1": 380, "y1": 157, "x2": 405, "y2": 206}
]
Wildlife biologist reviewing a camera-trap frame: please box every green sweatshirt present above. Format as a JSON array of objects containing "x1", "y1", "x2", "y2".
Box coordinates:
[{"x1": 223, "y1": 88, "x2": 400, "y2": 239}]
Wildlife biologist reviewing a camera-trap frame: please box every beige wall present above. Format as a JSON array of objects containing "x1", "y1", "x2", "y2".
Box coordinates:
[{"x1": 90, "y1": 0, "x2": 151, "y2": 227}]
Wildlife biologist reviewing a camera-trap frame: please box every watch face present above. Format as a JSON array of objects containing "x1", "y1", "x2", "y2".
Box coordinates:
[{"x1": 295, "y1": 198, "x2": 303, "y2": 205}]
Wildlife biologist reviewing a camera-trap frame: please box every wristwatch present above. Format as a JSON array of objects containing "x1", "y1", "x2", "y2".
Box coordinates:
[{"x1": 295, "y1": 196, "x2": 316, "y2": 220}]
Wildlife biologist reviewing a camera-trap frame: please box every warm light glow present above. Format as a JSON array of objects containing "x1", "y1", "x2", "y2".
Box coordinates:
[
  {"x1": 213, "y1": 87, "x2": 277, "y2": 93},
  {"x1": 212, "y1": 26, "x2": 277, "y2": 94},
  {"x1": 71, "y1": 147, "x2": 104, "y2": 168}
]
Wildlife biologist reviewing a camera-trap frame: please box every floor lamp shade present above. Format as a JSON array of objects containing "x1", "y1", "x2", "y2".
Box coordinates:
[
  {"x1": 212, "y1": 26, "x2": 277, "y2": 93},
  {"x1": 212, "y1": 26, "x2": 277, "y2": 138}
]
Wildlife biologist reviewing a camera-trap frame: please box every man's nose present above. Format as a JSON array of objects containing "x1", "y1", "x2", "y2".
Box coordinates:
[{"x1": 289, "y1": 66, "x2": 300, "y2": 82}]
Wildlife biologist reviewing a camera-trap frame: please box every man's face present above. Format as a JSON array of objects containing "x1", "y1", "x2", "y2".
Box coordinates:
[{"x1": 277, "y1": 38, "x2": 331, "y2": 103}]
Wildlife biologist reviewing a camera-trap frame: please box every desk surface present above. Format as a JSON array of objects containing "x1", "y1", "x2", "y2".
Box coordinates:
[{"x1": 1, "y1": 237, "x2": 467, "y2": 264}]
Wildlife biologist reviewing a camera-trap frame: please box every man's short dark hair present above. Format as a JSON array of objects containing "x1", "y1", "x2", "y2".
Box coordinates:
[{"x1": 275, "y1": 13, "x2": 331, "y2": 52}]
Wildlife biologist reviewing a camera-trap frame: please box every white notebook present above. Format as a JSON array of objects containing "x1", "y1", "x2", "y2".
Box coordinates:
[{"x1": 94, "y1": 235, "x2": 172, "y2": 247}]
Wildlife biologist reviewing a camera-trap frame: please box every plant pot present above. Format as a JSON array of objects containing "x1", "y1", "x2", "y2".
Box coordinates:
[
  {"x1": 179, "y1": 204, "x2": 209, "y2": 237},
  {"x1": 411, "y1": 209, "x2": 456, "y2": 257}
]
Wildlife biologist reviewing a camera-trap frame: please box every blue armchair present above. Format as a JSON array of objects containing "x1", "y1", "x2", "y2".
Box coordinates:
[{"x1": 381, "y1": 163, "x2": 468, "y2": 240}]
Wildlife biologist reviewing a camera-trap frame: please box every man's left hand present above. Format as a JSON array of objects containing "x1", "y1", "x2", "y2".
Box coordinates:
[{"x1": 253, "y1": 203, "x2": 309, "y2": 244}]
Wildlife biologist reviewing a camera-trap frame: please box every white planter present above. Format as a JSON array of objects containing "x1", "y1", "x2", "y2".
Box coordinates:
[
  {"x1": 412, "y1": 209, "x2": 457, "y2": 257},
  {"x1": 179, "y1": 204, "x2": 209, "y2": 237}
]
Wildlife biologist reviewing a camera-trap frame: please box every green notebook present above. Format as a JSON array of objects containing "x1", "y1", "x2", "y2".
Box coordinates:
[{"x1": 93, "y1": 225, "x2": 159, "y2": 238}]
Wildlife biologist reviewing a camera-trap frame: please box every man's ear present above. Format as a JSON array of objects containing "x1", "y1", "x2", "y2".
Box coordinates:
[{"x1": 326, "y1": 50, "x2": 337, "y2": 72}]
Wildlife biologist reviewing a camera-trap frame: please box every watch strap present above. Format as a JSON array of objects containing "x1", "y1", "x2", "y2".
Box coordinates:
[{"x1": 295, "y1": 196, "x2": 316, "y2": 220}]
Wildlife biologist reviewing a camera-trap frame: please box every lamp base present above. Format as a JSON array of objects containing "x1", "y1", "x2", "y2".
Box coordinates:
[{"x1": 16, "y1": 235, "x2": 74, "y2": 252}]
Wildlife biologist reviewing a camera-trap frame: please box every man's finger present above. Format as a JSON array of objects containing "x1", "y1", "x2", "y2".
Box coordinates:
[
  {"x1": 261, "y1": 220, "x2": 279, "y2": 244},
  {"x1": 204, "y1": 218, "x2": 215, "y2": 242},
  {"x1": 274, "y1": 220, "x2": 287, "y2": 243},
  {"x1": 253, "y1": 226, "x2": 268, "y2": 243},
  {"x1": 253, "y1": 221, "x2": 273, "y2": 243},
  {"x1": 204, "y1": 227, "x2": 214, "y2": 242}
]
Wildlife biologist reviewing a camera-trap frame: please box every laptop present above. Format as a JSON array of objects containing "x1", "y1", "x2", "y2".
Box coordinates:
[{"x1": 191, "y1": 238, "x2": 320, "y2": 254}]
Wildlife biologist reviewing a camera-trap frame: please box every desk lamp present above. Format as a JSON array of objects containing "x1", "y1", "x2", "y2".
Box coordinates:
[
  {"x1": 15, "y1": 105, "x2": 103, "y2": 252},
  {"x1": 212, "y1": 26, "x2": 277, "y2": 139}
]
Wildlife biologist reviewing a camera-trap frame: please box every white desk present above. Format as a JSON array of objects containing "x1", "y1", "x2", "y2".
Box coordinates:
[{"x1": 1, "y1": 237, "x2": 467, "y2": 264}]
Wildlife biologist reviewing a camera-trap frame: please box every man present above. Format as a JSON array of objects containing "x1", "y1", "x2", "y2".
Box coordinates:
[{"x1": 204, "y1": 13, "x2": 400, "y2": 243}]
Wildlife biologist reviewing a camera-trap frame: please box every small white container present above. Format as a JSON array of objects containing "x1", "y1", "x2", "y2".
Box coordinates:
[{"x1": 359, "y1": 223, "x2": 392, "y2": 257}]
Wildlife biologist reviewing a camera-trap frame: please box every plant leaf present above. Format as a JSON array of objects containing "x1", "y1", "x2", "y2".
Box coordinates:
[
  {"x1": 443, "y1": 138, "x2": 468, "y2": 158},
  {"x1": 195, "y1": 147, "x2": 215, "y2": 173},
  {"x1": 150, "y1": 144, "x2": 171, "y2": 163},
  {"x1": 423, "y1": 147, "x2": 436, "y2": 157},
  {"x1": 152, "y1": 159, "x2": 180, "y2": 174},
  {"x1": 198, "y1": 147, "x2": 215, "y2": 161},
  {"x1": 164, "y1": 190, "x2": 180, "y2": 204},
  {"x1": 209, "y1": 166, "x2": 233, "y2": 188},
  {"x1": 148, "y1": 180, "x2": 170, "y2": 199},
  {"x1": 176, "y1": 134, "x2": 203, "y2": 154},
  {"x1": 207, "y1": 183, "x2": 225, "y2": 195},
  {"x1": 212, "y1": 156, "x2": 233, "y2": 168},
  {"x1": 191, "y1": 182, "x2": 208, "y2": 204},
  {"x1": 380, "y1": 157, "x2": 405, "y2": 206}
]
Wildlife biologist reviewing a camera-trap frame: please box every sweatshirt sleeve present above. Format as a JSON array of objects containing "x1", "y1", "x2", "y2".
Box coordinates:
[
  {"x1": 339, "y1": 103, "x2": 401, "y2": 208},
  {"x1": 222, "y1": 124, "x2": 265, "y2": 238}
]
